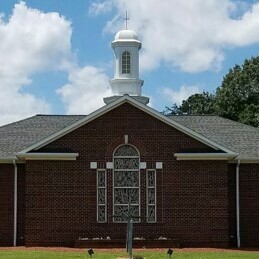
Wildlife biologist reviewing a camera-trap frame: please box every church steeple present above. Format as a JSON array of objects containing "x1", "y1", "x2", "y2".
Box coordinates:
[{"x1": 103, "y1": 18, "x2": 149, "y2": 105}]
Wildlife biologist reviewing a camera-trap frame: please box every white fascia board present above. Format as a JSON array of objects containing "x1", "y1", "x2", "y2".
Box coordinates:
[
  {"x1": 18, "y1": 95, "x2": 235, "y2": 154},
  {"x1": 16, "y1": 152, "x2": 79, "y2": 161},
  {"x1": 0, "y1": 157, "x2": 25, "y2": 164},
  {"x1": 0, "y1": 157, "x2": 14, "y2": 163},
  {"x1": 228, "y1": 157, "x2": 259, "y2": 164},
  {"x1": 175, "y1": 153, "x2": 238, "y2": 160},
  {"x1": 0, "y1": 159, "x2": 13, "y2": 164}
]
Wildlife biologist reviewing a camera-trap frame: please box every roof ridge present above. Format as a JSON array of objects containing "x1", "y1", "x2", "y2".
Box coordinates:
[
  {"x1": 0, "y1": 115, "x2": 38, "y2": 129},
  {"x1": 214, "y1": 116, "x2": 259, "y2": 130},
  {"x1": 36, "y1": 114, "x2": 87, "y2": 117},
  {"x1": 168, "y1": 114, "x2": 217, "y2": 117},
  {"x1": 169, "y1": 114, "x2": 259, "y2": 131}
]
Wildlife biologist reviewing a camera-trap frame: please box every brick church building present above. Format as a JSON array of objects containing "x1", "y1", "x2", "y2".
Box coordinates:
[{"x1": 0, "y1": 28, "x2": 259, "y2": 248}]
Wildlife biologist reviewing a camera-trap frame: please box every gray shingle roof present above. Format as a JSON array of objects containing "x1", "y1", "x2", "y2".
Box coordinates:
[
  {"x1": 1, "y1": 113, "x2": 259, "y2": 159},
  {"x1": 169, "y1": 115, "x2": 259, "y2": 158},
  {"x1": 0, "y1": 115, "x2": 85, "y2": 158}
]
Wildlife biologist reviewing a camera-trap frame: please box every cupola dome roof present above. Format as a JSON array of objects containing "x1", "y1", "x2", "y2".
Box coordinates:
[{"x1": 114, "y1": 29, "x2": 139, "y2": 40}]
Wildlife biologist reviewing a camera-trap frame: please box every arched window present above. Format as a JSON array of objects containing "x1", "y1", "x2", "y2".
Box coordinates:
[
  {"x1": 122, "y1": 51, "x2": 131, "y2": 74},
  {"x1": 113, "y1": 144, "x2": 140, "y2": 222}
]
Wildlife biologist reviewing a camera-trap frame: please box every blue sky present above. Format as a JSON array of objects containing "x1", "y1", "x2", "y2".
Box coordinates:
[{"x1": 0, "y1": 0, "x2": 259, "y2": 125}]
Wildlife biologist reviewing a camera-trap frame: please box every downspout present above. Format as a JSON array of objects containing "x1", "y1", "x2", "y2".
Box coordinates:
[
  {"x1": 13, "y1": 159, "x2": 17, "y2": 247},
  {"x1": 236, "y1": 159, "x2": 240, "y2": 248}
]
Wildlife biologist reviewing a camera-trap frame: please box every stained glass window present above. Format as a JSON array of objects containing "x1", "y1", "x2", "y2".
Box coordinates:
[
  {"x1": 97, "y1": 169, "x2": 106, "y2": 222},
  {"x1": 113, "y1": 144, "x2": 140, "y2": 222},
  {"x1": 147, "y1": 170, "x2": 156, "y2": 222}
]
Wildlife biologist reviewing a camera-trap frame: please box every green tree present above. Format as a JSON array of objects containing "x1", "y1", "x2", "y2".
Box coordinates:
[
  {"x1": 180, "y1": 92, "x2": 215, "y2": 115},
  {"x1": 163, "y1": 103, "x2": 181, "y2": 115},
  {"x1": 165, "y1": 56, "x2": 259, "y2": 127},
  {"x1": 164, "y1": 92, "x2": 215, "y2": 115},
  {"x1": 214, "y1": 57, "x2": 259, "y2": 124},
  {"x1": 238, "y1": 104, "x2": 259, "y2": 127}
]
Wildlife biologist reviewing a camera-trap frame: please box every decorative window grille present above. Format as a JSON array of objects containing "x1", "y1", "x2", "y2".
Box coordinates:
[
  {"x1": 122, "y1": 51, "x2": 131, "y2": 74},
  {"x1": 113, "y1": 144, "x2": 140, "y2": 222},
  {"x1": 147, "y1": 170, "x2": 156, "y2": 222},
  {"x1": 97, "y1": 169, "x2": 107, "y2": 222}
]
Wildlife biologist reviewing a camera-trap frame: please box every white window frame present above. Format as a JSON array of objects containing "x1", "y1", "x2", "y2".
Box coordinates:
[
  {"x1": 97, "y1": 169, "x2": 107, "y2": 223},
  {"x1": 122, "y1": 51, "x2": 131, "y2": 74},
  {"x1": 146, "y1": 169, "x2": 157, "y2": 223}
]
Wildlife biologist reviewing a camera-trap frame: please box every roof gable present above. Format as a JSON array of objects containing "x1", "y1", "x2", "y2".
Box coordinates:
[
  {"x1": 170, "y1": 115, "x2": 259, "y2": 159},
  {"x1": 0, "y1": 115, "x2": 84, "y2": 159},
  {"x1": 17, "y1": 95, "x2": 235, "y2": 156}
]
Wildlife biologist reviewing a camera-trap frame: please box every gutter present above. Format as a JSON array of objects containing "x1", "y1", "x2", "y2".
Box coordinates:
[
  {"x1": 235, "y1": 157, "x2": 259, "y2": 164},
  {"x1": 15, "y1": 152, "x2": 79, "y2": 161},
  {"x1": 0, "y1": 157, "x2": 25, "y2": 164},
  {"x1": 236, "y1": 159, "x2": 241, "y2": 248},
  {"x1": 13, "y1": 159, "x2": 17, "y2": 247},
  {"x1": 174, "y1": 153, "x2": 238, "y2": 160}
]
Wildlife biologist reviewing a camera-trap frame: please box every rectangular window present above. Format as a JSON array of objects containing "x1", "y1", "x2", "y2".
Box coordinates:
[
  {"x1": 147, "y1": 169, "x2": 156, "y2": 222},
  {"x1": 97, "y1": 169, "x2": 107, "y2": 222},
  {"x1": 122, "y1": 51, "x2": 131, "y2": 74}
]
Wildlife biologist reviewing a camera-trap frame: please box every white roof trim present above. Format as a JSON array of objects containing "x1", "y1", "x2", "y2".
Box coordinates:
[
  {"x1": 16, "y1": 152, "x2": 79, "y2": 161},
  {"x1": 175, "y1": 153, "x2": 238, "y2": 160},
  {"x1": 18, "y1": 95, "x2": 236, "y2": 155},
  {"x1": 229, "y1": 157, "x2": 259, "y2": 164},
  {"x1": 0, "y1": 157, "x2": 25, "y2": 164}
]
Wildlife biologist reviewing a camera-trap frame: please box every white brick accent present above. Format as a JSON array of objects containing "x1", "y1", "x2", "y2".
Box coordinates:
[
  {"x1": 90, "y1": 162, "x2": 97, "y2": 169},
  {"x1": 106, "y1": 162, "x2": 113, "y2": 169},
  {"x1": 140, "y1": 162, "x2": 147, "y2": 169},
  {"x1": 156, "y1": 162, "x2": 163, "y2": 169}
]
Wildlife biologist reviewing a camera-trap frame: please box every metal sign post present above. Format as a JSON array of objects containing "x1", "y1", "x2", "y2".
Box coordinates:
[
  {"x1": 128, "y1": 219, "x2": 133, "y2": 258},
  {"x1": 113, "y1": 197, "x2": 144, "y2": 259}
]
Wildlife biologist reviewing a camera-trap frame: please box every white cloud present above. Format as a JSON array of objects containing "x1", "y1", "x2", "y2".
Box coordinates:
[
  {"x1": 57, "y1": 66, "x2": 111, "y2": 114},
  {"x1": 88, "y1": 0, "x2": 114, "y2": 16},
  {"x1": 0, "y1": 1, "x2": 73, "y2": 125},
  {"x1": 91, "y1": 0, "x2": 259, "y2": 72},
  {"x1": 0, "y1": 1, "x2": 114, "y2": 125},
  {"x1": 161, "y1": 85, "x2": 201, "y2": 105},
  {"x1": 0, "y1": 2, "x2": 73, "y2": 74},
  {"x1": 0, "y1": 90, "x2": 51, "y2": 126}
]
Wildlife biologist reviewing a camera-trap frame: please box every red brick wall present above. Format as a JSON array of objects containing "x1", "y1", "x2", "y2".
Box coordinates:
[
  {"x1": 239, "y1": 164, "x2": 259, "y2": 247},
  {"x1": 25, "y1": 103, "x2": 231, "y2": 247},
  {"x1": 0, "y1": 164, "x2": 14, "y2": 246},
  {"x1": 164, "y1": 160, "x2": 229, "y2": 247},
  {"x1": 25, "y1": 161, "x2": 88, "y2": 246}
]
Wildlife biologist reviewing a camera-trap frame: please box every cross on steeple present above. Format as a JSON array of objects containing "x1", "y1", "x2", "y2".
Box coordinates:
[{"x1": 124, "y1": 10, "x2": 129, "y2": 29}]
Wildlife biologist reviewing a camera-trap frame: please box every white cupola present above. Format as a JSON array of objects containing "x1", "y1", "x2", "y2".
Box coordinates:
[{"x1": 104, "y1": 27, "x2": 149, "y2": 105}]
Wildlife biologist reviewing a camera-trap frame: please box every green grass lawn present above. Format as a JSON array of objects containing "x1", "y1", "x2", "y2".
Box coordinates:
[{"x1": 0, "y1": 250, "x2": 259, "y2": 259}]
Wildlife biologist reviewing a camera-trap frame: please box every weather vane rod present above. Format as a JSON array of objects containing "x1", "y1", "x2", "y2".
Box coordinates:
[{"x1": 124, "y1": 10, "x2": 129, "y2": 29}]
